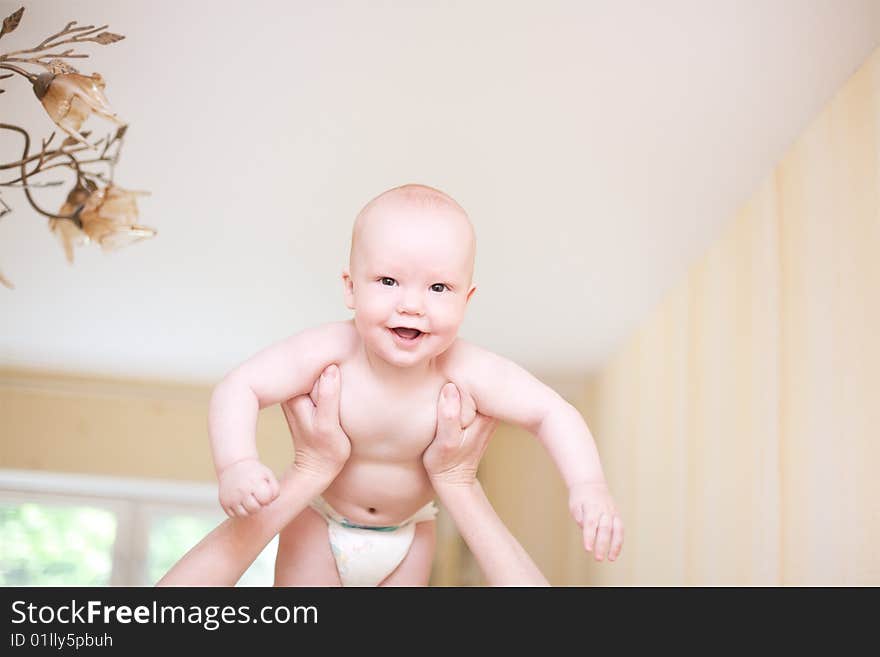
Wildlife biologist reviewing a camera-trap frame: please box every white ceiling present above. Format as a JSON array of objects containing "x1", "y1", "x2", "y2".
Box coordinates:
[{"x1": 2, "y1": 0, "x2": 879, "y2": 385}]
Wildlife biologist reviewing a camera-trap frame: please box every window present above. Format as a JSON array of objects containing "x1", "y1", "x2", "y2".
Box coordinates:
[
  {"x1": 0, "y1": 499, "x2": 116, "y2": 585},
  {"x1": 0, "y1": 469, "x2": 276, "y2": 586}
]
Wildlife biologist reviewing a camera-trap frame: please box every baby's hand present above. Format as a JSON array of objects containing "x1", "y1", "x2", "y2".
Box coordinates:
[
  {"x1": 218, "y1": 458, "x2": 280, "y2": 518},
  {"x1": 568, "y1": 481, "x2": 624, "y2": 562}
]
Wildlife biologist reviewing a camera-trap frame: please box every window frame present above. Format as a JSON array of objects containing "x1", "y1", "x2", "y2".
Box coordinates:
[{"x1": 0, "y1": 468, "x2": 230, "y2": 586}]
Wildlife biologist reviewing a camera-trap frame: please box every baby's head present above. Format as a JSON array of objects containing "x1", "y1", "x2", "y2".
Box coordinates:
[{"x1": 343, "y1": 184, "x2": 476, "y2": 368}]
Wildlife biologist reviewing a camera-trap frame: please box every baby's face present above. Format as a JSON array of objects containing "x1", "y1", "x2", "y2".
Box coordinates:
[{"x1": 344, "y1": 200, "x2": 476, "y2": 368}]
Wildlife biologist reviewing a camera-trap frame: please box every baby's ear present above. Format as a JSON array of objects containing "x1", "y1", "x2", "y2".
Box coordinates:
[
  {"x1": 342, "y1": 270, "x2": 355, "y2": 309},
  {"x1": 466, "y1": 285, "x2": 477, "y2": 304}
]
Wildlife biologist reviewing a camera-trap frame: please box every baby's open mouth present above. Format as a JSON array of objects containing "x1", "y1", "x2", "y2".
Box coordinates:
[{"x1": 391, "y1": 327, "x2": 423, "y2": 340}]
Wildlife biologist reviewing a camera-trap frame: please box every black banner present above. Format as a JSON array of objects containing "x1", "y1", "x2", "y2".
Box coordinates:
[{"x1": 0, "y1": 586, "x2": 855, "y2": 651}]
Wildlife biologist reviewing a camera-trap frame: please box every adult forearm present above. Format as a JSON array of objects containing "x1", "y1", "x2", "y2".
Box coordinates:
[
  {"x1": 157, "y1": 466, "x2": 336, "y2": 586},
  {"x1": 537, "y1": 402, "x2": 606, "y2": 487},
  {"x1": 433, "y1": 479, "x2": 548, "y2": 586}
]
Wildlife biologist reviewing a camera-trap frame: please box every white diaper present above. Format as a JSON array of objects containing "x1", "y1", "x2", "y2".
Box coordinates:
[{"x1": 309, "y1": 496, "x2": 438, "y2": 586}]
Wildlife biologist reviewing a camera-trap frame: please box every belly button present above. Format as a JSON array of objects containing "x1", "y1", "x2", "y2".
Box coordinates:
[{"x1": 368, "y1": 507, "x2": 376, "y2": 514}]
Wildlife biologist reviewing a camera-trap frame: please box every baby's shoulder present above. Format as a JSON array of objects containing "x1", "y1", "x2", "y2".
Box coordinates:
[
  {"x1": 438, "y1": 338, "x2": 504, "y2": 383},
  {"x1": 288, "y1": 319, "x2": 360, "y2": 364},
  {"x1": 317, "y1": 319, "x2": 360, "y2": 347},
  {"x1": 438, "y1": 339, "x2": 512, "y2": 423},
  {"x1": 440, "y1": 337, "x2": 494, "y2": 364}
]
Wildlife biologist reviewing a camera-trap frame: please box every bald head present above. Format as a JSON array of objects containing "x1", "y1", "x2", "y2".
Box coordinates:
[{"x1": 349, "y1": 184, "x2": 476, "y2": 282}]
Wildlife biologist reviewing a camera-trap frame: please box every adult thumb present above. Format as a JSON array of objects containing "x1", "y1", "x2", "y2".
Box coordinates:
[
  {"x1": 436, "y1": 383, "x2": 462, "y2": 445},
  {"x1": 315, "y1": 364, "x2": 341, "y2": 429}
]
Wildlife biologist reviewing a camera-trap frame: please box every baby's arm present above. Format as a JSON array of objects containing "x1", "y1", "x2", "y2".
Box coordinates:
[
  {"x1": 209, "y1": 321, "x2": 354, "y2": 517},
  {"x1": 447, "y1": 340, "x2": 623, "y2": 561}
]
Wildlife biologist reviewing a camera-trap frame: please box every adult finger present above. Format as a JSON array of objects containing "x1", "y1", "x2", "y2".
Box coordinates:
[
  {"x1": 315, "y1": 364, "x2": 341, "y2": 433},
  {"x1": 462, "y1": 412, "x2": 498, "y2": 453},
  {"x1": 435, "y1": 383, "x2": 463, "y2": 447},
  {"x1": 609, "y1": 516, "x2": 624, "y2": 561},
  {"x1": 282, "y1": 394, "x2": 316, "y2": 431},
  {"x1": 447, "y1": 413, "x2": 496, "y2": 469}
]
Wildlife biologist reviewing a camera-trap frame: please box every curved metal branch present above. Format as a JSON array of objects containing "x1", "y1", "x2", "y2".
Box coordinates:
[
  {"x1": 0, "y1": 123, "x2": 82, "y2": 226},
  {"x1": 0, "y1": 61, "x2": 36, "y2": 82},
  {"x1": 1, "y1": 22, "x2": 103, "y2": 58},
  {"x1": 3, "y1": 52, "x2": 89, "y2": 67},
  {"x1": 0, "y1": 138, "x2": 101, "y2": 171}
]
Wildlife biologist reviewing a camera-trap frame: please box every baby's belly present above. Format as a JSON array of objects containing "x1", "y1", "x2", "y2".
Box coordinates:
[{"x1": 321, "y1": 458, "x2": 434, "y2": 526}]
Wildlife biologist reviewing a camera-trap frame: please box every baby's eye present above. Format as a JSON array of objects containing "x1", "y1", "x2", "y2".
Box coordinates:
[
  {"x1": 430, "y1": 283, "x2": 448, "y2": 293},
  {"x1": 379, "y1": 277, "x2": 397, "y2": 287}
]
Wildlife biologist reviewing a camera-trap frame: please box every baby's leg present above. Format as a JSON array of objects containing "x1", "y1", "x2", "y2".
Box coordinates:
[
  {"x1": 379, "y1": 520, "x2": 436, "y2": 587},
  {"x1": 274, "y1": 507, "x2": 341, "y2": 586}
]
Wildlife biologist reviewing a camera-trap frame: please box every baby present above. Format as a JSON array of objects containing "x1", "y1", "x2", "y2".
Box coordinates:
[{"x1": 208, "y1": 183, "x2": 622, "y2": 586}]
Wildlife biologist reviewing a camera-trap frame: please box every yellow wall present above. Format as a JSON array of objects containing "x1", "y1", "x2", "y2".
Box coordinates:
[
  {"x1": 0, "y1": 369, "x2": 292, "y2": 481},
  {"x1": 481, "y1": 46, "x2": 880, "y2": 585}
]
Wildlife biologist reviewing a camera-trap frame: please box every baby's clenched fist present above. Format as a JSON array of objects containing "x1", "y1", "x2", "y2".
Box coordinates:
[{"x1": 218, "y1": 458, "x2": 280, "y2": 517}]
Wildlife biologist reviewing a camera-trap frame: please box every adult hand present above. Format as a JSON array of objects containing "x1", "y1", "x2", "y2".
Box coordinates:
[
  {"x1": 423, "y1": 383, "x2": 498, "y2": 487},
  {"x1": 280, "y1": 364, "x2": 351, "y2": 479},
  {"x1": 422, "y1": 383, "x2": 548, "y2": 586}
]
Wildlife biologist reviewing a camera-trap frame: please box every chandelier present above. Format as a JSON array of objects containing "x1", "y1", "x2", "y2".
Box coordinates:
[{"x1": 0, "y1": 6, "x2": 155, "y2": 289}]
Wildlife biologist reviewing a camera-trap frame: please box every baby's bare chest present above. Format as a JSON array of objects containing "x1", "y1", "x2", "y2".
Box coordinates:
[{"x1": 336, "y1": 366, "x2": 445, "y2": 462}]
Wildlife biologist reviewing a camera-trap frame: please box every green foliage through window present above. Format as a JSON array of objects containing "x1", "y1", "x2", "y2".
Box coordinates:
[
  {"x1": 0, "y1": 503, "x2": 116, "y2": 586},
  {"x1": 1, "y1": 501, "x2": 278, "y2": 586}
]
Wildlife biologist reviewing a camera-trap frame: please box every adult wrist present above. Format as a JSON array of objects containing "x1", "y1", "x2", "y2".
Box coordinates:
[
  {"x1": 291, "y1": 457, "x2": 344, "y2": 484},
  {"x1": 430, "y1": 474, "x2": 481, "y2": 498}
]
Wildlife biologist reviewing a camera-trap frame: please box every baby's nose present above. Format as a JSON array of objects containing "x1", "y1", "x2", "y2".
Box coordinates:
[
  {"x1": 397, "y1": 292, "x2": 425, "y2": 315},
  {"x1": 397, "y1": 303, "x2": 425, "y2": 316}
]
